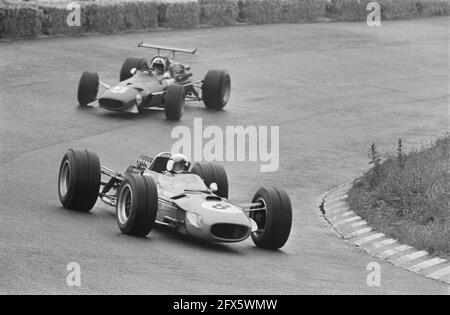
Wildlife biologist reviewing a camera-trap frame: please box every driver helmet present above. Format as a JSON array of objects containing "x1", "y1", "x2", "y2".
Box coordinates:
[
  {"x1": 151, "y1": 57, "x2": 166, "y2": 74},
  {"x1": 167, "y1": 154, "x2": 191, "y2": 173}
]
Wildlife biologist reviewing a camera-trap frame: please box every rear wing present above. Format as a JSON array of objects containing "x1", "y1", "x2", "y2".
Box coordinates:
[{"x1": 137, "y1": 42, "x2": 197, "y2": 59}]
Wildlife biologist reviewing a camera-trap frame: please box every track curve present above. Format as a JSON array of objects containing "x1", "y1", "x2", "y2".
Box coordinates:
[{"x1": 0, "y1": 18, "x2": 449, "y2": 294}]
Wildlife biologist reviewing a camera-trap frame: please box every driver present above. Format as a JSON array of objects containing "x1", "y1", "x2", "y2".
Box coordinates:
[
  {"x1": 166, "y1": 153, "x2": 191, "y2": 173},
  {"x1": 151, "y1": 57, "x2": 166, "y2": 75}
]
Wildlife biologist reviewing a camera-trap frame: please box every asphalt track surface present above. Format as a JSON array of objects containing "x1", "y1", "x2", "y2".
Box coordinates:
[{"x1": 0, "y1": 18, "x2": 449, "y2": 294}]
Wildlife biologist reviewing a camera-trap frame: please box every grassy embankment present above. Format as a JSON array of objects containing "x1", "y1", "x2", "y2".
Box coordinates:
[{"x1": 348, "y1": 135, "x2": 450, "y2": 257}]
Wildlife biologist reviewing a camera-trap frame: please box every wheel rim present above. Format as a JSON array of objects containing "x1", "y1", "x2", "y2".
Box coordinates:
[
  {"x1": 251, "y1": 197, "x2": 267, "y2": 237},
  {"x1": 59, "y1": 160, "x2": 71, "y2": 198},
  {"x1": 221, "y1": 78, "x2": 231, "y2": 104},
  {"x1": 118, "y1": 184, "x2": 133, "y2": 225}
]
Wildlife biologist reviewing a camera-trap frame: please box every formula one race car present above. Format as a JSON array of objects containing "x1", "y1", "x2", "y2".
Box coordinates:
[
  {"x1": 58, "y1": 149, "x2": 292, "y2": 249},
  {"x1": 77, "y1": 43, "x2": 231, "y2": 120}
]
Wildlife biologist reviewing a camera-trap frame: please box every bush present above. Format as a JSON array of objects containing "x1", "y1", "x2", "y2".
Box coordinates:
[
  {"x1": 159, "y1": 1, "x2": 200, "y2": 29},
  {"x1": 0, "y1": 3, "x2": 42, "y2": 38},
  {"x1": 238, "y1": 0, "x2": 328, "y2": 23},
  {"x1": 327, "y1": 0, "x2": 450, "y2": 21},
  {"x1": 199, "y1": 0, "x2": 239, "y2": 26},
  {"x1": 1, "y1": 0, "x2": 448, "y2": 38}
]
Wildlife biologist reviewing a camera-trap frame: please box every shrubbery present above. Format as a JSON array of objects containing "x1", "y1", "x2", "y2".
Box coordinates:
[{"x1": 1, "y1": 0, "x2": 449, "y2": 38}]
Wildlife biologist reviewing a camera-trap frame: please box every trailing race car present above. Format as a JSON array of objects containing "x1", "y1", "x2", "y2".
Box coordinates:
[
  {"x1": 77, "y1": 43, "x2": 231, "y2": 120},
  {"x1": 58, "y1": 149, "x2": 292, "y2": 250}
]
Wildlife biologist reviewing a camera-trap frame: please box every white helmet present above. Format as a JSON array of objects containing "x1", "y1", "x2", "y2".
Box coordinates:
[
  {"x1": 151, "y1": 57, "x2": 166, "y2": 73},
  {"x1": 167, "y1": 154, "x2": 191, "y2": 173}
]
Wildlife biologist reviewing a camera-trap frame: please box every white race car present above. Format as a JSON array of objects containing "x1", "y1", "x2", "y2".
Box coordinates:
[{"x1": 58, "y1": 149, "x2": 292, "y2": 249}]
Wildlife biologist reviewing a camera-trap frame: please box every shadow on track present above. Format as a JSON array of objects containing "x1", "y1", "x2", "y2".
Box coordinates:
[
  {"x1": 153, "y1": 224, "x2": 243, "y2": 254},
  {"x1": 55, "y1": 205, "x2": 243, "y2": 255},
  {"x1": 74, "y1": 101, "x2": 230, "y2": 122}
]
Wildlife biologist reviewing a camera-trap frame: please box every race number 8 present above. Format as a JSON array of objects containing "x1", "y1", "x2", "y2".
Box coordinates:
[
  {"x1": 212, "y1": 203, "x2": 231, "y2": 210},
  {"x1": 202, "y1": 202, "x2": 240, "y2": 213}
]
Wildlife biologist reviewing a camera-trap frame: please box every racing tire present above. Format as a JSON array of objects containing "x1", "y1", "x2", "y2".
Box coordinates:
[
  {"x1": 202, "y1": 70, "x2": 231, "y2": 110},
  {"x1": 120, "y1": 57, "x2": 148, "y2": 82},
  {"x1": 191, "y1": 162, "x2": 229, "y2": 198},
  {"x1": 249, "y1": 187, "x2": 292, "y2": 250},
  {"x1": 116, "y1": 175, "x2": 158, "y2": 237},
  {"x1": 58, "y1": 149, "x2": 101, "y2": 212},
  {"x1": 77, "y1": 71, "x2": 99, "y2": 106},
  {"x1": 164, "y1": 84, "x2": 185, "y2": 121}
]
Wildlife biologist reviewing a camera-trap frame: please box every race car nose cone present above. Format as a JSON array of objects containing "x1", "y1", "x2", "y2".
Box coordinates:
[
  {"x1": 99, "y1": 85, "x2": 140, "y2": 111},
  {"x1": 210, "y1": 223, "x2": 251, "y2": 241}
]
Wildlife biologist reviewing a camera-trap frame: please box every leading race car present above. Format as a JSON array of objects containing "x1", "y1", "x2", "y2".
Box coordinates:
[
  {"x1": 58, "y1": 149, "x2": 292, "y2": 250},
  {"x1": 77, "y1": 43, "x2": 231, "y2": 120}
]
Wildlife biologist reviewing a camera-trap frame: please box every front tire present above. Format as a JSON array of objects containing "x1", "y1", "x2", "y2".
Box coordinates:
[
  {"x1": 116, "y1": 175, "x2": 158, "y2": 237},
  {"x1": 58, "y1": 149, "x2": 101, "y2": 212},
  {"x1": 202, "y1": 70, "x2": 231, "y2": 110},
  {"x1": 120, "y1": 57, "x2": 148, "y2": 82},
  {"x1": 164, "y1": 84, "x2": 185, "y2": 121},
  {"x1": 249, "y1": 187, "x2": 292, "y2": 250},
  {"x1": 77, "y1": 71, "x2": 99, "y2": 106},
  {"x1": 191, "y1": 162, "x2": 229, "y2": 198}
]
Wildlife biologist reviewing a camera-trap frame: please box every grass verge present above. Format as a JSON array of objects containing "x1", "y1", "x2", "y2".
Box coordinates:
[{"x1": 347, "y1": 135, "x2": 450, "y2": 258}]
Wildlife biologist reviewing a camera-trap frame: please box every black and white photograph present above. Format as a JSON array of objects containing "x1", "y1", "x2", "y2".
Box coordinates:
[{"x1": 0, "y1": 0, "x2": 449, "y2": 301}]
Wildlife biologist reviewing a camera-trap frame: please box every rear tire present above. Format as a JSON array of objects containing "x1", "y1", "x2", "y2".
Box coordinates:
[
  {"x1": 191, "y1": 162, "x2": 229, "y2": 198},
  {"x1": 164, "y1": 84, "x2": 185, "y2": 121},
  {"x1": 116, "y1": 175, "x2": 158, "y2": 237},
  {"x1": 58, "y1": 149, "x2": 101, "y2": 212},
  {"x1": 202, "y1": 70, "x2": 231, "y2": 110},
  {"x1": 250, "y1": 187, "x2": 292, "y2": 250},
  {"x1": 120, "y1": 57, "x2": 148, "y2": 82},
  {"x1": 77, "y1": 71, "x2": 99, "y2": 106}
]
